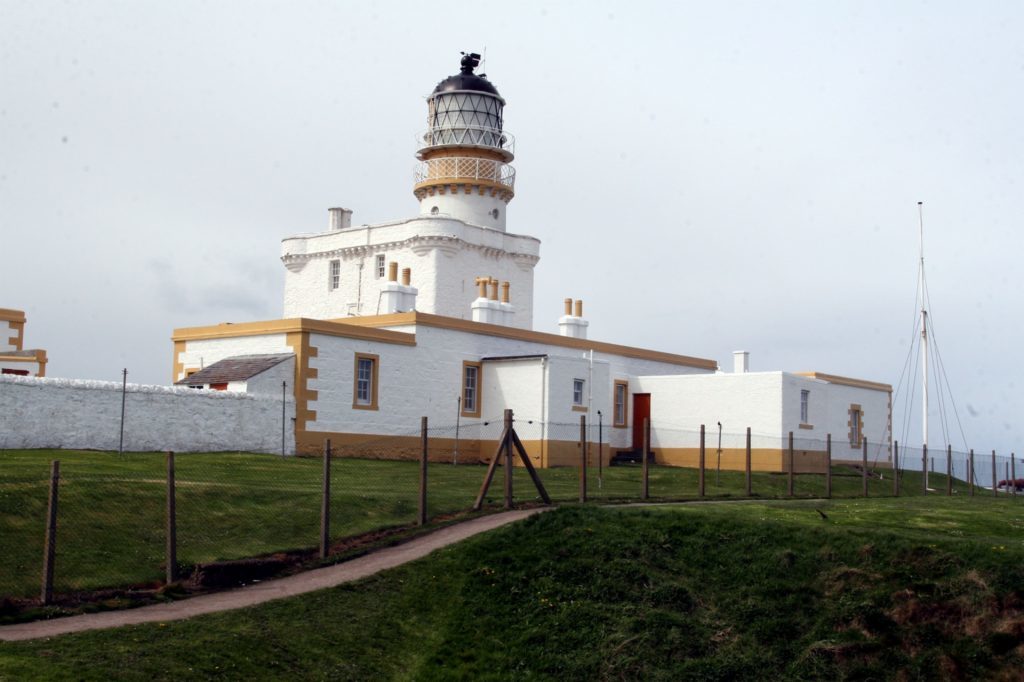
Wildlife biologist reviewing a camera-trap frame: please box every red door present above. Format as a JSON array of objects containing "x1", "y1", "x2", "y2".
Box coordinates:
[{"x1": 632, "y1": 394, "x2": 651, "y2": 450}]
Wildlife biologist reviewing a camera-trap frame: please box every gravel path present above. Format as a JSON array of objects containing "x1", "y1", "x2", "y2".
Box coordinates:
[{"x1": 0, "y1": 507, "x2": 550, "y2": 642}]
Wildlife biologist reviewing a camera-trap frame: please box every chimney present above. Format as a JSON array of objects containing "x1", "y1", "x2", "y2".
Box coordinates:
[
  {"x1": 559, "y1": 298, "x2": 589, "y2": 339},
  {"x1": 472, "y1": 275, "x2": 503, "y2": 324},
  {"x1": 388, "y1": 261, "x2": 399, "y2": 282},
  {"x1": 400, "y1": 268, "x2": 417, "y2": 311},
  {"x1": 733, "y1": 351, "x2": 749, "y2": 374},
  {"x1": 401, "y1": 268, "x2": 411, "y2": 286},
  {"x1": 382, "y1": 263, "x2": 416, "y2": 314},
  {"x1": 499, "y1": 281, "x2": 514, "y2": 326},
  {"x1": 328, "y1": 207, "x2": 352, "y2": 231}
]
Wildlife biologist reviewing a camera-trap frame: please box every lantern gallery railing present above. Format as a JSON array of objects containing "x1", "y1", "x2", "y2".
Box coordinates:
[
  {"x1": 417, "y1": 126, "x2": 515, "y2": 155},
  {"x1": 414, "y1": 157, "x2": 516, "y2": 189}
]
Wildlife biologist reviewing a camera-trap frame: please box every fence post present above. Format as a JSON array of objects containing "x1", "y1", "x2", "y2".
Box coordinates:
[
  {"x1": 787, "y1": 431, "x2": 794, "y2": 497},
  {"x1": 41, "y1": 460, "x2": 60, "y2": 605},
  {"x1": 1012, "y1": 454, "x2": 1017, "y2": 499},
  {"x1": 893, "y1": 441, "x2": 900, "y2": 497},
  {"x1": 281, "y1": 381, "x2": 287, "y2": 457},
  {"x1": 504, "y1": 409, "x2": 514, "y2": 509},
  {"x1": 946, "y1": 445, "x2": 952, "y2": 496},
  {"x1": 579, "y1": 414, "x2": 587, "y2": 503},
  {"x1": 641, "y1": 417, "x2": 650, "y2": 501},
  {"x1": 698, "y1": 424, "x2": 706, "y2": 498},
  {"x1": 922, "y1": 444, "x2": 928, "y2": 494},
  {"x1": 826, "y1": 433, "x2": 832, "y2": 499},
  {"x1": 118, "y1": 369, "x2": 127, "y2": 456},
  {"x1": 969, "y1": 449, "x2": 975, "y2": 497},
  {"x1": 992, "y1": 450, "x2": 998, "y2": 497},
  {"x1": 745, "y1": 427, "x2": 752, "y2": 497},
  {"x1": 166, "y1": 451, "x2": 177, "y2": 583},
  {"x1": 419, "y1": 417, "x2": 428, "y2": 525},
  {"x1": 320, "y1": 439, "x2": 331, "y2": 559},
  {"x1": 862, "y1": 437, "x2": 868, "y2": 498}
]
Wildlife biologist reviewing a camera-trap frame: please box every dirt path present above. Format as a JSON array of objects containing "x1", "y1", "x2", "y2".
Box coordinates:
[{"x1": 0, "y1": 507, "x2": 550, "y2": 642}]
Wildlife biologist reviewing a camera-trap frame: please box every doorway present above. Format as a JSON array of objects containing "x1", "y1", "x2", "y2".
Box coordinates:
[{"x1": 631, "y1": 393, "x2": 651, "y2": 450}]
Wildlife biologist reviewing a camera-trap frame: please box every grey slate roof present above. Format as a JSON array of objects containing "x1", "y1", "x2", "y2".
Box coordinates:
[{"x1": 175, "y1": 353, "x2": 294, "y2": 386}]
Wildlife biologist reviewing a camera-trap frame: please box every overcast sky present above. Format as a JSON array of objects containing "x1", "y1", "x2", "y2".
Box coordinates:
[{"x1": 2, "y1": 1, "x2": 1022, "y2": 452}]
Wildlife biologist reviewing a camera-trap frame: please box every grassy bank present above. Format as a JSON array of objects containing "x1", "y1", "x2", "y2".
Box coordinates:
[
  {"x1": 1, "y1": 498, "x2": 1022, "y2": 680},
  {"x1": 0, "y1": 448, "x2": 981, "y2": 600}
]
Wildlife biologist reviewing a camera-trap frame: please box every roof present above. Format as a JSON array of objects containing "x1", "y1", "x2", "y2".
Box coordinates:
[
  {"x1": 432, "y1": 53, "x2": 501, "y2": 97},
  {"x1": 175, "y1": 353, "x2": 294, "y2": 386},
  {"x1": 3, "y1": 349, "x2": 40, "y2": 358}
]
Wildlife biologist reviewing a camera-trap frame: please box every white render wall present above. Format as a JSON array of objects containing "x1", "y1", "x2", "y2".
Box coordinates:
[
  {"x1": 280, "y1": 217, "x2": 539, "y2": 329},
  {"x1": 781, "y1": 376, "x2": 891, "y2": 463},
  {"x1": 176, "y1": 334, "x2": 291, "y2": 382},
  {"x1": 0, "y1": 375, "x2": 295, "y2": 454}
]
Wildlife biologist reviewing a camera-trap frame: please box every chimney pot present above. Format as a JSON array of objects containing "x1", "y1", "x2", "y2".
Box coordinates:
[
  {"x1": 388, "y1": 262, "x2": 399, "y2": 282},
  {"x1": 501, "y1": 281, "x2": 510, "y2": 303},
  {"x1": 574, "y1": 300, "x2": 583, "y2": 317},
  {"x1": 401, "y1": 268, "x2": 411, "y2": 286},
  {"x1": 564, "y1": 298, "x2": 573, "y2": 315}
]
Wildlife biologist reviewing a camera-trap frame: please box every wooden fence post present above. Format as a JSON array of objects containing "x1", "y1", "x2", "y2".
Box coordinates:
[
  {"x1": 946, "y1": 445, "x2": 952, "y2": 496},
  {"x1": 166, "y1": 451, "x2": 177, "y2": 583},
  {"x1": 1012, "y1": 454, "x2": 1017, "y2": 499},
  {"x1": 826, "y1": 433, "x2": 832, "y2": 499},
  {"x1": 787, "y1": 432, "x2": 794, "y2": 497},
  {"x1": 745, "y1": 427, "x2": 752, "y2": 497},
  {"x1": 922, "y1": 444, "x2": 928, "y2": 494},
  {"x1": 862, "y1": 437, "x2": 868, "y2": 498},
  {"x1": 579, "y1": 415, "x2": 587, "y2": 503},
  {"x1": 698, "y1": 424, "x2": 706, "y2": 498},
  {"x1": 41, "y1": 460, "x2": 60, "y2": 605},
  {"x1": 320, "y1": 439, "x2": 331, "y2": 559},
  {"x1": 969, "y1": 449, "x2": 975, "y2": 497},
  {"x1": 641, "y1": 417, "x2": 649, "y2": 501},
  {"x1": 419, "y1": 417, "x2": 428, "y2": 526},
  {"x1": 504, "y1": 409, "x2": 514, "y2": 509},
  {"x1": 893, "y1": 441, "x2": 900, "y2": 497},
  {"x1": 992, "y1": 450, "x2": 998, "y2": 497}
]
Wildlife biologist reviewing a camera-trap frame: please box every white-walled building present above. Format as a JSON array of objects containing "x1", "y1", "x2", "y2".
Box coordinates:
[
  {"x1": 0, "y1": 308, "x2": 47, "y2": 378},
  {"x1": 171, "y1": 53, "x2": 893, "y2": 468}
]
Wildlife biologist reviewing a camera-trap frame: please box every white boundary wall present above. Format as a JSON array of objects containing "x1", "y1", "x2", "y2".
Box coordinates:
[{"x1": 0, "y1": 375, "x2": 295, "y2": 454}]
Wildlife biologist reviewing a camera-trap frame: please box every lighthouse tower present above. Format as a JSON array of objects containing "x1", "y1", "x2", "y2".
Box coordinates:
[
  {"x1": 414, "y1": 52, "x2": 515, "y2": 230},
  {"x1": 280, "y1": 53, "x2": 539, "y2": 328}
]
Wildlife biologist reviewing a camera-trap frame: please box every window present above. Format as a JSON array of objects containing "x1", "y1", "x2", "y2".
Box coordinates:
[
  {"x1": 800, "y1": 390, "x2": 809, "y2": 424},
  {"x1": 849, "y1": 404, "x2": 862, "y2": 447},
  {"x1": 209, "y1": 383, "x2": 228, "y2": 391},
  {"x1": 329, "y1": 260, "x2": 341, "y2": 290},
  {"x1": 352, "y1": 353, "x2": 379, "y2": 410},
  {"x1": 376, "y1": 254, "x2": 386, "y2": 279},
  {"x1": 572, "y1": 378, "x2": 586, "y2": 411},
  {"x1": 461, "y1": 361, "x2": 482, "y2": 417},
  {"x1": 1, "y1": 368, "x2": 29, "y2": 376},
  {"x1": 613, "y1": 380, "x2": 628, "y2": 427}
]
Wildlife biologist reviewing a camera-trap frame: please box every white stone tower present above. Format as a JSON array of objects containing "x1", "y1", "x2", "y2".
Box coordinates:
[
  {"x1": 280, "y1": 53, "x2": 539, "y2": 328},
  {"x1": 414, "y1": 52, "x2": 515, "y2": 230}
]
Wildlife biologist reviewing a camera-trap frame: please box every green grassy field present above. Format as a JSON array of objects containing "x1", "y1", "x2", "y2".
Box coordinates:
[
  {"x1": 1, "y1": 498, "x2": 1022, "y2": 680},
  {"x1": 0, "y1": 448, "x2": 1000, "y2": 601}
]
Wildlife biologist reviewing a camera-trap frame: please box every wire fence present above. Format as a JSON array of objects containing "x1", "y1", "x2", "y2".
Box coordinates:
[{"x1": 1, "y1": 412, "x2": 1019, "y2": 607}]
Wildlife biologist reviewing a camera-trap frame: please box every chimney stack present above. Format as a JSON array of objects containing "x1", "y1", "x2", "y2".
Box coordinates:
[
  {"x1": 381, "y1": 264, "x2": 417, "y2": 314},
  {"x1": 328, "y1": 207, "x2": 353, "y2": 231},
  {"x1": 733, "y1": 351, "x2": 750, "y2": 374},
  {"x1": 559, "y1": 298, "x2": 589, "y2": 339}
]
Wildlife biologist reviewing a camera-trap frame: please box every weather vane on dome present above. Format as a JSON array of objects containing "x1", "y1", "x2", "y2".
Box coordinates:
[{"x1": 459, "y1": 52, "x2": 482, "y2": 74}]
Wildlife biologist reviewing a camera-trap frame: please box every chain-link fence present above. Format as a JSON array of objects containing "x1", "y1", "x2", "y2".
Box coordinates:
[{"x1": 1, "y1": 411, "x2": 1019, "y2": 608}]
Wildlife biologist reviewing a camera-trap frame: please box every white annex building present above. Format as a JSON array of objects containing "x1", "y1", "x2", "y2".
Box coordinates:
[{"x1": 171, "y1": 54, "x2": 893, "y2": 469}]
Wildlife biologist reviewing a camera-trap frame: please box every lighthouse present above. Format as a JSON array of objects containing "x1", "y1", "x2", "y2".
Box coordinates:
[
  {"x1": 279, "y1": 52, "x2": 539, "y2": 328},
  {"x1": 414, "y1": 52, "x2": 515, "y2": 230}
]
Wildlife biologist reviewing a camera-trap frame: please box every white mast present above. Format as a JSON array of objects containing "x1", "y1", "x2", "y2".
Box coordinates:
[{"x1": 919, "y1": 201, "x2": 929, "y2": 486}]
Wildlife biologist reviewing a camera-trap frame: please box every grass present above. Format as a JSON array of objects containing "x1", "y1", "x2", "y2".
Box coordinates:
[
  {"x1": 0, "y1": 448, "x2": 1000, "y2": 601},
  {"x1": 1, "y1": 498, "x2": 1022, "y2": 680}
]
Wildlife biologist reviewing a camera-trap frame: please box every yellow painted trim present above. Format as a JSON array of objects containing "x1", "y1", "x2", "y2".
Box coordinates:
[
  {"x1": 286, "y1": 332, "x2": 318, "y2": 436},
  {"x1": 571, "y1": 405, "x2": 588, "y2": 412},
  {"x1": 613, "y1": 379, "x2": 629, "y2": 428},
  {"x1": 795, "y1": 372, "x2": 891, "y2": 393},
  {"x1": 419, "y1": 147, "x2": 508, "y2": 162},
  {"x1": 461, "y1": 360, "x2": 482, "y2": 418},
  {"x1": 798, "y1": 423, "x2": 814, "y2": 430},
  {"x1": 352, "y1": 352, "x2": 380, "y2": 411},
  {"x1": 334, "y1": 312, "x2": 719, "y2": 370},
  {"x1": 413, "y1": 178, "x2": 514, "y2": 201},
  {"x1": 172, "y1": 317, "x2": 416, "y2": 346},
  {"x1": 172, "y1": 340, "x2": 186, "y2": 382},
  {"x1": 0, "y1": 309, "x2": 26, "y2": 324},
  {"x1": 848, "y1": 403, "x2": 863, "y2": 449},
  {"x1": 0, "y1": 349, "x2": 47, "y2": 377}
]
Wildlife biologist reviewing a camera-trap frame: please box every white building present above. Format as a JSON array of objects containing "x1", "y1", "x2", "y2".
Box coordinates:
[
  {"x1": 0, "y1": 308, "x2": 47, "y2": 378},
  {"x1": 172, "y1": 53, "x2": 892, "y2": 468}
]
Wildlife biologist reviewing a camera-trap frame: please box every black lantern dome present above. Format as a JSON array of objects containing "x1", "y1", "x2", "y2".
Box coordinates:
[{"x1": 432, "y1": 53, "x2": 501, "y2": 97}]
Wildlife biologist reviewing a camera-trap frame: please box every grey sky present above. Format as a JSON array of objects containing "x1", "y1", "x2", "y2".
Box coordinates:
[{"x1": 2, "y1": 1, "x2": 1021, "y2": 452}]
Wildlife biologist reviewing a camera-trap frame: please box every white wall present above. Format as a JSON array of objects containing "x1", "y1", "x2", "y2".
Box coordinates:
[
  {"x1": 280, "y1": 217, "x2": 539, "y2": 329},
  {"x1": 176, "y1": 334, "x2": 291, "y2": 382},
  {"x1": 245, "y1": 357, "x2": 296, "y2": 395},
  {"x1": 0, "y1": 375, "x2": 295, "y2": 454},
  {"x1": 782, "y1": 376, "x2": 891, "y2": 463}
]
